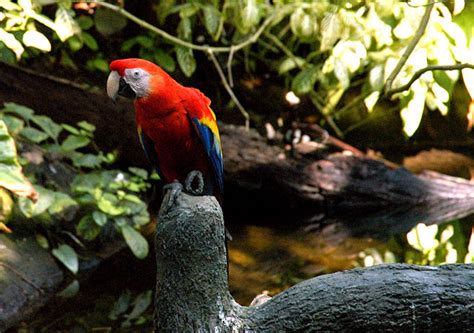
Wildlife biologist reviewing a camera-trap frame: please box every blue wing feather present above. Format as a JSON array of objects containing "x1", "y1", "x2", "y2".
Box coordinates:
[{"x1": 191, "y1": 118, "x2": 224, "y2": 195}]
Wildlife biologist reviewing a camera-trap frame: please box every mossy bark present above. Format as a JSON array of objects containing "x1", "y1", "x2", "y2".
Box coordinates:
[{"x1": 154, "y1": 193, "x2": 474, "y2": 332}]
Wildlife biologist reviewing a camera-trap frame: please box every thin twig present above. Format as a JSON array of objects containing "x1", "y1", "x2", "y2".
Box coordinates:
[
  {"x1": 386, "y1": 63, "x2": 474, "y2": 97},
  {"x1": 384, "y1": 1, "x2": 434, "y2": 98},
  {"x1": 208, "y1": 50, "x2": 250, "y2": 130},
  {"x1": 84, "y1": 0, "x2": 286, "y2": 54},
  {"x1": 227, "y1": 46, "x2": 235, "y2": 87}
]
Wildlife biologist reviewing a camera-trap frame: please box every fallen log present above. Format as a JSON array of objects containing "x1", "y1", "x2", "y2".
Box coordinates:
[
  {"x1": 1, "y1": 61, "x2": 474, "y2": 231},
  {"x1": 154, "y1": 192, "x2": 474, "y2": 331}
]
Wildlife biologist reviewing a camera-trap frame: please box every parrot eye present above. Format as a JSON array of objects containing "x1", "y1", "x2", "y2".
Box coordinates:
[{"x1": 132, "y1": 70, "x2": 141, "y2": 79}]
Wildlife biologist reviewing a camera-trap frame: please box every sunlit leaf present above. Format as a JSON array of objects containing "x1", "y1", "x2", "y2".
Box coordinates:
[
  {"x1": 121, "y1": 224, "x2": 149, "y2": 259},
  {"x1": 320, "y1": 12, "x2": 341, "y2": 51},
  {"x1": 52, "y1": 244, "x2": 79, "y2": 274},
  {"x1": 400, "y1": 82, "x2": 427, "y2": 137},
  {"x1": 407, "y1": 223, "x2": 439, "y2": 253},
  {"x1": 0, "y1": 28, "x2": 24, "y2": 60},
  {"x1": 364, "y1": 91, "x2": 379, "y2": 113},
  {"x1": 98, "y1": 194, "x2": 124, "y2": 216},
  {"x1": 54, "y1": 5, "x2": 80, "y2": 41},
  {"x1": 239, "y1": 0, "x2": 260, "y2": 33},
  {"x1": 0, "y1": 0, "x2": 21, "y2": 11},
  {"x1": 290, "y1": 8, "x2": 317, "y2": 41},
  {"x1": 23, "y1": 30, "x2": 51, "y2": 52},
  {"x1": 0, "y1": 120, "x2": 37, "y2": 200},
  {"x1": 48, "y1": 191, "x2": 77, "y2": 217},
  {"x1": 176, "y1": 45, "x2": 196, "y2": 77},
  {"x1": 278, "y1": 57, "x2": 305, "y2": 75},
  {"x1": 70, "y1": 152, "x2": 103, "y2": 168}
]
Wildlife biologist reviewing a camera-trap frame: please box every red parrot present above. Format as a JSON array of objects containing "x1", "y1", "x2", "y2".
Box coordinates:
[{"x1": 106, "y1": 58, "x2": 224, "y2": 211}]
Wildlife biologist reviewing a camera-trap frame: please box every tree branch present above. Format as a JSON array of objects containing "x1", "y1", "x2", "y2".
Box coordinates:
[
  {"x1": 386, "y1": 63, "x2": 474, "y2": 98},
  {"x1": 384, "y1": 1, "x2": 434, "y2": 98}
]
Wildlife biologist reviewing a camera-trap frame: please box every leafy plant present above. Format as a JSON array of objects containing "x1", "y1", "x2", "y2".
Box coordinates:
[
  {"x1": 358, "y1": 220, "x2": 474, "y2": 268},
  {"x1": 0, "y1": 102, "x2": 152, "y2": 272}
]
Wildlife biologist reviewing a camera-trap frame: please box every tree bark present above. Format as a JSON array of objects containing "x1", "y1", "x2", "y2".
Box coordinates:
[{"x1": 154, "y1": 192, "x2": 474, "y2": 332}]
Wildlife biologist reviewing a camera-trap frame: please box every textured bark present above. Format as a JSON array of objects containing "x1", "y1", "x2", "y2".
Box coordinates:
[
  {"x1": 154, "y1": 193, "x2": 474, "y2": 332},
  {"x1": 0, "y1": 235, "x2": 63, "y2": 330}
]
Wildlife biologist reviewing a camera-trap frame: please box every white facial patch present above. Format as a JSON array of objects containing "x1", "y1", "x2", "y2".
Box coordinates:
[{"x1": 124, "y1": 68, "x2": 151, "y2": 98}]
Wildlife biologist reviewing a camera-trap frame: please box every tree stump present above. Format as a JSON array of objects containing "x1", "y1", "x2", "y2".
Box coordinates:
[{"x1": 154, "y1": 193, "x2": 474, "y2": 331}]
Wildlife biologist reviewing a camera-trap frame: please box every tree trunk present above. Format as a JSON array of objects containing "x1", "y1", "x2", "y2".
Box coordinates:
[{"x1": 154, "y1": 192, "x2": 474, "y2": 332}]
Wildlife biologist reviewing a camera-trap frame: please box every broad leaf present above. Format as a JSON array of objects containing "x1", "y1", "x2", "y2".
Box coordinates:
[
  {"x1": 0, "y1": 120, "x2": 37, "y2": 200},
  {"x1": 54, "y1": 5, "x2": 80, "y2": 41},
  {"x1": 19, "y1": 127, "x2": 49, "y2": 143},
  {"x1": 18, "y1": 185, "x2": 55, "y2": 218},
  {"x1": 92, "y1": 210, "x2": 107, "y2": 226},
  {"x1": 76, "y1": 215, "x2": 101, "y2": 240},
  {"x1": 291, "y1": 66, "x2": 319, "y2": 95},
  {"x1": 52, "y1": 244, "x2": 79, "y2": 274},
  {"x1": 30, "y1": 115, "x2": 62, "y2": 141},
  {"x1": 23, "y1": 30, "x2": 51, "y2": 52},
  {"x1": 0, "y1": 28, "x2": 24, "y2": 60},
  {"x1": 202, "y1": 5, "x2": 221, "y2": 39},
  {"x1": 61, "y1": 134, "x2": 90, "y2": 151},
  {"x1": 153, "y1": 49, "x2": 176, "y2": 73},
  {"x1": 121, "y1": 224, "x2": 149, "y2": 259},
  {"x1": 94, "y1": 7, "x2": 127, "y2": 36},
  {"x1": 176, "y1": 46, "x2": 196, "y2": 77}
]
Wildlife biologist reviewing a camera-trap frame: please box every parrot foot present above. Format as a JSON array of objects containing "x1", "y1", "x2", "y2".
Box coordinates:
[
  {"x1": 161, "y1": 180, "x2": 183, "y2": 214},
  {"x1": 184, "y1": 170, "x2": 204, "y2": 195}
]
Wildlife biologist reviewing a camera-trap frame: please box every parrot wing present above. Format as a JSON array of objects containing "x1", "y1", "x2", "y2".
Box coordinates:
[
  {"x1": 137, "y1": 125, "x2": 163, "y2": 179},
  {"x1": 184, "y1": 90, "x2": 224, "y2": 195}
]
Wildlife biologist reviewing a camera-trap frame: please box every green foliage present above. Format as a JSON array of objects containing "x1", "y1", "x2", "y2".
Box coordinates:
[
  {"x1": 0, "y1": 103, "x2": 152, "y2": 266},
  {"x1": 108, "y1": 290, "x2": 153, "y2": 328},
  {"x1": 358, "y1": 221, "x2": 474, "y2": 267}
]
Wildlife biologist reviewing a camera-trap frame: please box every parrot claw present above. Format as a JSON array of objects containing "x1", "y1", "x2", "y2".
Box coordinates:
[
  {"x1": 160, "y1": 180, "x2": 183, "y2": 214},
  {"x1": 184, "y1": 170, "x2": 204, "y2": 195}
]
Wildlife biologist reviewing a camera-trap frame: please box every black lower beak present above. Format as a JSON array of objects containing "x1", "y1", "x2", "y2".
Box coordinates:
[{"x1": 118, "y1": 77, "x2": 136, "y2": 99}]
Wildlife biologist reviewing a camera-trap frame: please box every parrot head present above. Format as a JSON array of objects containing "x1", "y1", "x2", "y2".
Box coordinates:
[{"x1": 107, "y1": 58, "x2": 170, "y2": 101}]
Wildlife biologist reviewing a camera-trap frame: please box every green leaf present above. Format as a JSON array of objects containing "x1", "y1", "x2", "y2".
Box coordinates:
[
  {"x1": 94, "y1": 7, "x2": 127, "y2": 36},
  {"x1": 61, "y1": 123, "x2": 80, "y2": 135},
  {"x1": 77, "y1": 215, "x2": 101, "y2": 240},
  {"x1": 18, "y1": 185, "x2": 55, "y2": 217},
  {"x1": 291, "y1": 66, "x2": 319, "y2": 94},
  {"x1": 128, "y1": 167, "x2": 148, "y2": 179},
  {"x1": 86, "y1": 58, "x2": 109, "y2": 72},
  {"x1": 177, "y1": 16, "x2": 192, "y2": 40},
  {"x1": 57, "y1": 279, "x2": 79, "y2": 298},
  {"x1": 23, "y1": 30, "x2": 51, "y2": 52},
  {"x1": 2, "y1": 115, "x2": 24, "y2": 135},
  {"x1": 97, "y1": 194, "x2": 125, "y2": 216},
  {"x1": 35, "y1": 233, "x2": 49, "y2": 249},
  {"x1": 92, "y1": 211, "x2": 107, "y2": 226},
  {"x1": 0, "y1": 28, "x2": 24, "y2": 60},
  {"x1": 60, "y1": 134, "x2": 90, "y2": 151},
  {"x1": 19, "y1": 127, "x2": 49, "y2": 143},
  {"x1": 109, "y1": 290, "x2": 132, "y2": 320},
  {"x1": 2, "y1": 103, "x2": 34, "y2": 120},
  {"x1": 121, "y1": 224, "x2": 149, "y2": 259},
  {"x1": 176, "y1": 46, "x2": 196, "y2": 77},
  {"x1": 202, "y1": 5, "x2": 221, "y2": 38},
  {"x1": 67, "y1": 35, "x2": 83, "y2": 52},
  {"x1": 76, "y1": 15, "x2": 94, "y2": 30},
  {"x1": 0, "y1": 1, "x2": 21, "y2": 11},
  {"x1": 278, "y1": 57, "x2": 305, "y2": 75},
  {"x1": 30, "y1": 115, "x2": 62, "y2": 141},
  {"x1": 179, "y1": 3, "x2": 199, "y2": 19},
  {"x1": 128, "y1": 290, "x2": 152, "y2": 320},
  {"x1": 77, "y1": 121, "x2": 96, "y2": 133},
  {"x1": 0, "y1": 120, "x2": 36, "y2": 199},
  {"x1": 48, "y1": 191, "x2": 77, "y2": 216},
  {"x1": 153, "y1": 49, "x2": 176, "y2": 73},
  {"x1": 54, "y1": 5, "x2": 80, "y2": 41},
  {"x1": 400, "y1": 81, "x2": 427, "y2": 137},
  {"x1": 70, "y1": 152, "x2": 103, "y2": 168},
  {"x1": 52, "y1": 244, "x2": 79, "y2": 274},
  {"x1": 81, "y1": 32, "x2": 98, "y2": 51}
]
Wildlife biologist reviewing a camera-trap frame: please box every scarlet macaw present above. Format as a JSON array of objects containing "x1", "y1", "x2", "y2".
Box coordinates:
[{"x1": 106, "y1": 58, "x2": 223, "y2": 211}]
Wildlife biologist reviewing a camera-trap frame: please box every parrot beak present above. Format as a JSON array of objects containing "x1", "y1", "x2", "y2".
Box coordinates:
[{"x1": 107, "y1": 71, "x2": 136, "y2": 101}]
